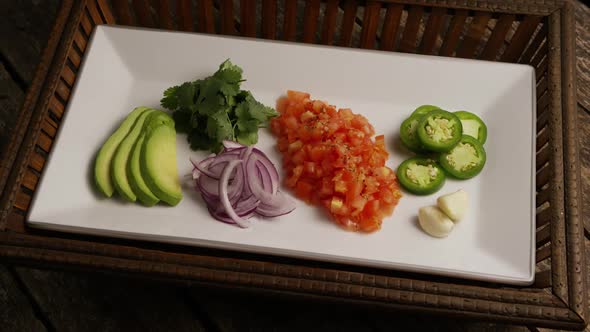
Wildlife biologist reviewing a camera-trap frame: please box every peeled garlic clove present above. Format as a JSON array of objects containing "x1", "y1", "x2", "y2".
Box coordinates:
[
  {"x1": 437, "y1": 189, "x2": 468, "y2": 222},
  {"x1": 418, "y1": 206, "x2": 454, "y2": 238}
]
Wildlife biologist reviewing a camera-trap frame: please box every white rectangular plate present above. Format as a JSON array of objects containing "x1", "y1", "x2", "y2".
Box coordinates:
[{"x1": 28, "y1": 26, "x2": 536, "y2": 285}]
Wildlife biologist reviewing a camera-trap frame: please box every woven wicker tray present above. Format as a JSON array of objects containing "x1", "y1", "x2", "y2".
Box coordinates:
[{"x1": 0, "y1": 0, "x2": 586, "y2": 329}]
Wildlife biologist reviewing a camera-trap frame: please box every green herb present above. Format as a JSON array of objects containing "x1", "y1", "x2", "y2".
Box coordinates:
[{"x1": 160, "y1": 59, "x2": 278, "y2": 152}]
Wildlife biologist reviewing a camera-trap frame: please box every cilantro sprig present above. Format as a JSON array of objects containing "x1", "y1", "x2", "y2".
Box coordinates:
[{"x1": 160, "y1": 59, "x2": 278, "y2": 152}]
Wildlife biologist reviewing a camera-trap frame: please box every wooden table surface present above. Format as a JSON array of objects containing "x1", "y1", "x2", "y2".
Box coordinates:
[{"x1": 1, "y1": 1, "x2": 589, "y2": 331}]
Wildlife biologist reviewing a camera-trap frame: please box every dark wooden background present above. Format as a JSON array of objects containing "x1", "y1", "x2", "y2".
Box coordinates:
[{"x1": 1, "y1": 1, "x2": 589, "y2": 331}]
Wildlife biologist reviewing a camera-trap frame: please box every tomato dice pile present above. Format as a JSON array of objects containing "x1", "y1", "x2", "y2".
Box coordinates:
[{"x1": 271, "y1": 91, "x2": 402, "y2": 232}]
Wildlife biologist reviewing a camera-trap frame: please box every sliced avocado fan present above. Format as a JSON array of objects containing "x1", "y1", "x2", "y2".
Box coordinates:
[
  {"x1": 112, "y1": 109, "x2": 156, "y2": 202},
  {"x1": 128, "y1": 132, "x2": 159, "y2": 206},
  {"x1": 94, "y1": 107, "x2": 148, "y2": 197},
  {"x1": 141, "y1": 112, "x2": 183, "y2": 206}
]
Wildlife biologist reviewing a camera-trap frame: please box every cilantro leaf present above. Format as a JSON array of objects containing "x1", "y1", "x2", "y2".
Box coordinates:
[
  {"x1": 207, "y1": 111, "x2": 234, "y2": 142},
  {"x1": 247, "y1": 98, "x2": 278, "y2": 122},
  {"x1": 197, "y1": 78, "x2": 223, "y2": 105},
  {"x1": 160, "y1": 59, "x2": 275, "y2": 153},
  {"x1": 177, "y1": 82, "x2": 197, "y2": 110},
  {"x1": 218, "y1": 81, "x2": 240, "y2": 99},
  {"x1": 171, "y1": 111, "x2": 191, "y2": 133},
  {"x1": 188, "y1": 129, "x2": 212, "y2": 151},
  {"x1": 237, "y1": 119, "x2": 259, "y2": 132},
  {"x1": 215, "y1": 68, "x2": 242, "y2": 84},
  {"x1": 218, "y1": 59, "x2": 243, "y2": 77},
  {"x1": 236, "y1": 129, "x2": 258, "y2": 145},
  {"x1": 161, "y1": 85, "x2": 179, "y2": 110}
]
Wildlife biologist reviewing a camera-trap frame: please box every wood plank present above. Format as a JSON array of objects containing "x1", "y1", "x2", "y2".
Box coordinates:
[
  {"x1": 176, "y1": 0, "x2": 194, "y2": 31},
  {"x1": 536, "y1": 207, "x2": 551, "y2": 228},
  {"x1": 419, "y1": 7, "x2": 447, "y2": 55},
  {"x1": 56, "y1": 79, "x2": 71, "y2": 102},
  {"x1": 439, "y1": 9, "x2": 468, "y2": 56},
  {"x1": 48, "y1": 95, "x2": 65, "y2": 119},
  {"x1": 321, "y1": 0, "x2": 338, "y2": 45},
  {"x1": 537, "y1": 126, "x2": 550, "y2": 149},
  {"x1": 80, "y1": 13, "x2": 94, "y2": 36},
  {"x1": 61, "y1": 63, "x2": 76, "y2": 87},
  {"x1": 261, "y1": 0, "x2": 277, "y2": 39},
  {"x1": 537, "y1": 75, "x2": 548, "y2": 100},
  {"x1": 157, "y1": 0, "x2": 175, "y2": 30},
  {"x1": 536, "y1": 187, "x2": 551, "y2": 208},
  {"x1": 86, "y1": 0, "x2": 106, "y2": 25},
  {"x1": 189, "y1": 287, "x2": 529, "y2": 332},
  {"x1": 302, "y1": 0, "x2": 320, "y2": 43},
  {"x1": 578, "y1": 106, "x2": 590, "y2": 238},
  {"x1": 240, "y1": 0, "x2": 256, "y2": 37},
  {"x1": 73, "y1": 29, "x2": 88, "y2": 52},
  {"x1": 536, "y1": 163, "x2": 551, "y2": 190},
  {"x1": 21, "y1": 169, "x2": 39, "y2": 191},
  {"x1": 0, "y1": 2, "x2": 589, "y2": 332},
  {"x1": 399, "y1": 6, "x2": 423, "y2": 53},
  {"x1": 480, "y1": 14, "x2": 516, "y2": 60},
  {"x1": 533, "y1": 270, "x2": 552, "y2": 288},
  {"x1": 132, "y1": 0, "x2": 156, "y2": 28},
  {"x1": 29, "y1": 152, "x2": 46, "y2": 173},
  {"x1": 536, "y1": 143, "x2": 550, "y2": 170},
  {"x1": 519, "y1": 24, "x2": 547, "y2": 64},
  {"x1": 338, "y1": 0, "x2": 357, "y2": 47},
  {"x1": 359, "y1": 1, "x2": 380, "y2": 49},
  {"x1": 37, "y1": 131, "x2": 53, "y2": 153},
  {"x1": 189, "y1": 287, "x2": 375, "y2": 332},
  {"x1": 379, "y1": 3, "x2": 403, "y2": 51},
  {"x1": 576, "y1": 1, "x2": 590, "y2": 110},
  {"x1": 501, "y1": 16, "x2": 542, "y2": 62},
  {"x1": 14, "y1": 190, "x2": 31, "y2": 211},
  {"x1": 537, "y1": 224, "x2": 551, "y2": 247},
  {"x1": 0, "y1": 0, "x2": 61, "y2": 85},
  {"x1": 0, "y1": 265, "x2": 47, "y2": 331},
  {"x1": 456, "y1": 12, "x2": 491, "y2": 58},
  {"x1": 96, "y1": 0, "x2": 117, "y2": 24},
  {"x1": 68, "y1": 47, "x2": 82, "y2": 68},
  {"x1": 0, "y1": 64, "x2": 24, "y2": 161},
  {"x1": 282, "y1": 0, "x2": 297, "y2": 41},
  {"x1": 197, "y1": 0, "x2": 215, "y2": 33},
  {"x1": 112, "y1": 0, "x2": 134, "y2": 26},
  {"x1": 536, "y1": 244, "x2": 551, "y2": 263},
  {"x1": 14, "y1": 267, "x2": 206, "y2": 332}
]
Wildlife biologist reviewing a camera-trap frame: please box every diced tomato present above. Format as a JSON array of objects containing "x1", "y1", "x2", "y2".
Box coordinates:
[
  {"x1": 287, "y1": 90, "x2": 310, "y2": 102},
  {"x1": 295, "y1": 181, "x2": 314, "y2": 202},
  {"x1": 271, "y1": 91, "x2": 402, "y2": 232}
]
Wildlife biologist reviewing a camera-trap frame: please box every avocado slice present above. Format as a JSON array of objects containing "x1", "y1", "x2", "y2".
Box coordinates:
[
  {"x1": 111, "y1": 109, "x2": 156, "y2": 202},
  {"x1": 94, "y1": 107, "x2": 148, "y2": 197},
  {"x1": 141, "y1": 112, "x2": 183, "y2": 206},
  {"x1": 128, "y1": 132, "x2": 159, "y2": 206}
]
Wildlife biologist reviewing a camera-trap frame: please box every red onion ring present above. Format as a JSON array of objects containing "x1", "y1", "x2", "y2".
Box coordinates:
[{"x1": 191, "y1": 140, "x2": 296, "y2": 227}]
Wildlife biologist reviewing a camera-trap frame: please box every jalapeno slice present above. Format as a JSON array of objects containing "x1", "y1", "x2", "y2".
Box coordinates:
[
  {"x1": 416, "y1": 110, "x2": 463, "y2": 152},
  {"x1": 411, "y1": 104, "x2": 442, "y2": 117},
  {"x1": 454, "y1": 111, "x2": 487, "y2": 145},
  {"x1": 397, "y1": 157, "x2": 446, "y2": 195},
  {"x1": 439, "y1": 135, "x2": 486, "y2": 179},
  {"x1": 399, "y1": 114, "x2": 427, "y2": 153}
]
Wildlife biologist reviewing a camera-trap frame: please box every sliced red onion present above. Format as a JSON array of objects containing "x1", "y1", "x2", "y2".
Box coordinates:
[
  {"x1": 252, "y1": 149, "x2": 279, "y2": 194},
  {"x1": 223, "y1": 140, "x2": 246, "y2": 150},
  {"x1": 256, "y1": 194, "x2": 296, "y2": 217},
  {"x1": 208, "y1": 206, "x2": 255, "y2": 225},
  {"x1": 191, "y1": 141, "x2": 296, "y2": 228},
  {"x1": 219, "y1": 159, "x2": 250, "y2": 228}
]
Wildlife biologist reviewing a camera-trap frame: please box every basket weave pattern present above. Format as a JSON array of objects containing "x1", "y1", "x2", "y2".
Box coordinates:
[{"x1": 0, "y1": 0, "x2": 586, "y2": 329}]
